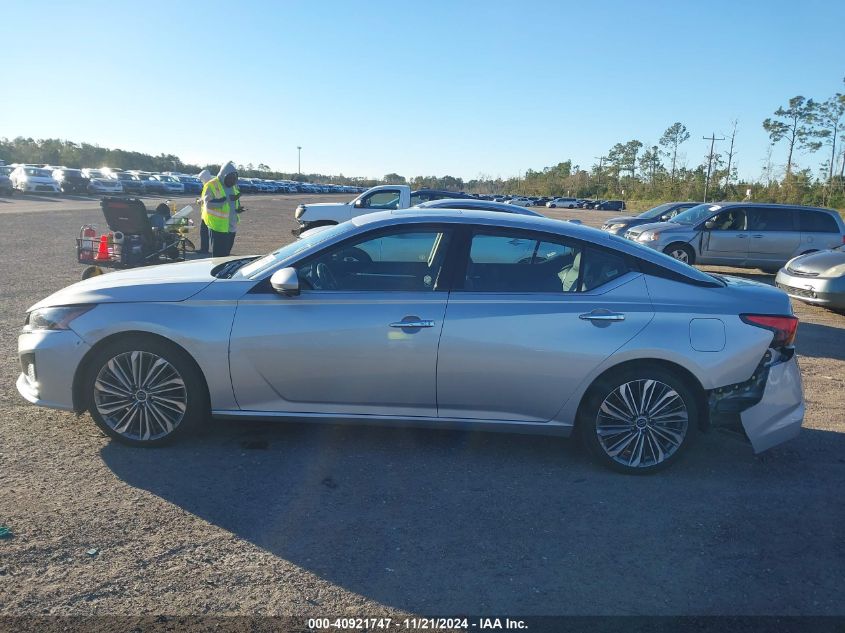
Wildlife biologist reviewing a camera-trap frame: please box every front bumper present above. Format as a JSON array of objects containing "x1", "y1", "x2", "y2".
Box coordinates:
[
  {"x1": 17, "y1": 329, "x2": 92, "y2": 411},
  {"x1": 21, "y1": 182, "x2": 60, "y2": 193},
  {"x1": 775, "y1": 271, "x2": 845, "y2": 309},
  {"x1": 740, "y1": 354, "x2": 804, "y2": 453}
]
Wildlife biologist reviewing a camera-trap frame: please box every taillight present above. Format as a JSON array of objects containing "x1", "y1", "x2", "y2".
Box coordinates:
[{"x1": 740, "y1": 314, "x2": 799, "y2": 348}]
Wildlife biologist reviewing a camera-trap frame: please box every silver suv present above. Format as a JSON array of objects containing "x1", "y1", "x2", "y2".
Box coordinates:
[{"x1": 624, "y1": 203, "x2": 845, "y2": 271}]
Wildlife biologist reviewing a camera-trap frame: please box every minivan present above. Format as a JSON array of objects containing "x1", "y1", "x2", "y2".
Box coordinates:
[{"x1": 623, "y1": 203, "x2": 845, "y2": 271}]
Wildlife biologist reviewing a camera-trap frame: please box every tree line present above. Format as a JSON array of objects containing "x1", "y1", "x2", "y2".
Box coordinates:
[{"x1": 2, "y1": 76, "x2": 843, "y2": 208}]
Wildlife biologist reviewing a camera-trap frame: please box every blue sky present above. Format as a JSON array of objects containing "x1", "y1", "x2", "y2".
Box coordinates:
[{"x1": 2, "y1": 0, "x2": 843, "y2": 181}]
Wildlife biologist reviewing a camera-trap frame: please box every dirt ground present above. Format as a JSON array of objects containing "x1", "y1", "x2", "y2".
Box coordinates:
[{"x1": 0, "y1": 193, "x2": 843, "y2": 618}]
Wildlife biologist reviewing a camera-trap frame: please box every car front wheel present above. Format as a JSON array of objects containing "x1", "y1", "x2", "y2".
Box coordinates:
[
  {"x1": 663, "y1": 243, "x2": 695, "y2": 265},
  {"x1": 580, "y1": 366, "x2": 698, "y2": 474},
  {"x1": 84, "y1": 337, "x2": 206, "y2": 446}
]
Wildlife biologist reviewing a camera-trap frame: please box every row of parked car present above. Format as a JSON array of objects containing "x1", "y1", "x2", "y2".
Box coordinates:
[
  {"x1": 0, "y1": 163, "x2": 367, "y2": 198},
  {"x1": 473, "y1": 194, "x2": 626, "y2": 211}
]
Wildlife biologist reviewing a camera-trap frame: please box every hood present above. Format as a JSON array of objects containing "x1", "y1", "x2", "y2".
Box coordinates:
[
  {"x1": 28, "y1": 258, "x2": 226, "y2": 311},
  {"x1": 787, "y1": 248, "x2": 845, "y2": 276},
  {"x1": 604, "y1": 215, "x2": 639, "y2": 225},
  {"x1": 218, "y1": 161, "x2": 237, "y2": 182},
  {"x1": 625, "y1": 220, "x2": 686, "y2": 235},
  {"x1": 198, "y1": 169, "x2": 213, "y2": 183}
]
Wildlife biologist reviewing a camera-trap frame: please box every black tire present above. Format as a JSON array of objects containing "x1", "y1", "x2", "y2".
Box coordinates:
[
  {"x1": 579, "y1": 365, "x2": 699, "y2": 474},
  {"x1": 81, "y1": 265, "x2": 104, "y2": 280},
  {"x1": 83, "y1": 335, "x2": 207, "y2": 446},
  {"x1": 663, "y1": 243, "x2": 695, "y2": 265}
]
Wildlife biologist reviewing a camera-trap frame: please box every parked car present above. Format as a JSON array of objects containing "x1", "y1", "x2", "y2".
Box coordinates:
[
  {"x1": 546, "y1": 197, "x2": 579, "y2": 209},
  {"x1": 601, "y1": 202, "x2": 703, "y2": 235},
  {"x1": 132, "y1": 173, "x2": 167, "y2": 195},
  {"x1": 152, "y1": 174, "x2": 185, "y2": 195},
  {"x1": 595, "y1": 200, "x2": 626, "y2": 211},
  {"x1": 775, "y1": 244, "x2": 845, "y2": 311},
  {"x1": 52, "y1": 168, "x2": 90, "y2": 194},
  {"x1": 0, "y1": 166, "x2": 15, "y2": 195},
  {"x1": 294, "y1": 185, "x2": 468, "y2": 233},
  {"x1": 623, "y1": 203, "x2": 845, "y2": 271},
  {"x1": 114, "y1": 172, "x2": 146, "y2": 195},
  {"x1": 505, "y1": 197, "x2": 534, "y2": 207},
  {"x1": 176, "y1": 176, "x2": 203, "y2": 195},
  {"x1": 87, "y1": 175, "x2": 124, "y2": 195},
  {"x1": 579, "y1": 199, "x2": 598, "y2": 209},
  {"x1": 17, "y1": 209, "x2": 804, "y2": 473},
  {"x1": 11, "y1": 166, "x2": 61, "y2": 194}
]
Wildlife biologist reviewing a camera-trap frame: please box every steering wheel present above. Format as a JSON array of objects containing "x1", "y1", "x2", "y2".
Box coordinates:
[
  {"x1": 316, "y1": 262, "x2": 338, "y2": 290},
  {"x1": 336, "y1": 247, "x2": 372, "y2": 264}
]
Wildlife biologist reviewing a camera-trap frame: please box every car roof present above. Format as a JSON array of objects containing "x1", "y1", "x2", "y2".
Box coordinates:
[
  {"x1": 411, "y1": 189, "x2": 471, "y2": 197},
  {"x1": 712, "y1": 201, "x2": 840, "y2": 213},
  {"x1": 415, "y1": 198, "x2": 542, "y2": 215}
]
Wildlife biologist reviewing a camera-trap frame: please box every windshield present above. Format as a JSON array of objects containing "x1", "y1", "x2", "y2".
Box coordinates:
[
  {"x1": 670, "y1": 203, "x2": 722, "y2": 225},
  {"x1": 238, "y1": 222, "x2": 357, "y2": 279},
  {"x1": 87, "y1": 170, "x2": 104, "y2": 178},
  {"x1": 159, "y1": 176, "x2": 176, "y2": 182},
  {"x1": 26, "y1": 168, "x2": 52, "y2": 177},
  {"x1": 638, "y1": 203, "x2": 676, "y2": 219}
]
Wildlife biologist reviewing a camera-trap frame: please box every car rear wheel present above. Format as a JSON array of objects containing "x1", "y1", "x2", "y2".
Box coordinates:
[
  {"x1": 663, "y1": 243, "x2": 695, "y2": 265},
  {"x1": 580, "y1": 366, "x2": 698, "y2": 474},
  {"x1": 84, "y1": 337, "x2": 206, "y2": 446}
]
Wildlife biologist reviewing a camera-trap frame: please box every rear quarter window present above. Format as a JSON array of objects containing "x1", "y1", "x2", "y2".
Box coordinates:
[{"x1": 798, "y1": 211, "x2": 839, "y2": 233}]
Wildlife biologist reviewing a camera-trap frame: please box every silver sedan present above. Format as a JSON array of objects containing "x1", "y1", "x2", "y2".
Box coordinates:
[
  {"x1": 776, "y1": 245, "x2": 845, "y2": 310},
  {"x1": 17, "y1": 210, "x2": 805, "y2": 473}
]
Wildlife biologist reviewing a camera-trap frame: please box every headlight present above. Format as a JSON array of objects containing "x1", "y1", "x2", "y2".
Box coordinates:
[
  {"x1": 609, "y1": 223, "x2": 626, "y2": 231},
  {"x1": 638, "y1": 230, "x2": 660, "y2": 242},
  {"x1": 294, "y1": 205, "x2": 306, "y2": 219},
  {"x1": 825, "y1": 263, "x2": 845, "y2": 277},
  {"x1": 25, "y1": 305, "x2": 94, "y2": 331}
]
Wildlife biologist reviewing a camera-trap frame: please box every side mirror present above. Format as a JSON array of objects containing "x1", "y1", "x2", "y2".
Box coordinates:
[
  {"x1": 270, "y1": 267, "x2": 300, "y2": 296},
  {"x1": 704, "y1": 220, "x2": 716, "y2": 230},
  {"x1": 354, "y1": 199, "x2": 365, "y2": 208}
]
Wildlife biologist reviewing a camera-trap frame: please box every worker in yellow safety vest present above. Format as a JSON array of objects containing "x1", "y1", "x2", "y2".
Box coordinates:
[{"x1": 201, "y1": 161, "x2": 243, "y2": 257}]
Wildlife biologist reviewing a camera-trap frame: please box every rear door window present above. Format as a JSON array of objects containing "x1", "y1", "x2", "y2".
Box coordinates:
[
  {"x1": 464, "y1": 230, "x2": 629, "y2": 293},
  {"x1": 746, "y1": 207, "x2": 795, "y2": 232},
  {"x1": 798, "y1": 211, "x2": 839, "y2": 233}
]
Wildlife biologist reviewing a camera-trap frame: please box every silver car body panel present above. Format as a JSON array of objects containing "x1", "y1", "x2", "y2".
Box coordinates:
[
  {"x1": 740, "y1": 355, "x2": 804, "y2": 453},
  {"x1": 16, "y1": 209, "x2": 804, "y2": 453}
]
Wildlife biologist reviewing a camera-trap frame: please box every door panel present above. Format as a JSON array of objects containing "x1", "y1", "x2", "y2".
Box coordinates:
[
  {"x1": 746, "y1": 207, "x2": 800, "y2": 265},
  {"x1": 699, "y1": 209, "x2": 748, "y2": 265},
  {"x1": 230, "y1": 293, "x2": 447, "y2": 415},
  {"x1": 436, "y1": 274, "x2": 654, "y2": 422}
]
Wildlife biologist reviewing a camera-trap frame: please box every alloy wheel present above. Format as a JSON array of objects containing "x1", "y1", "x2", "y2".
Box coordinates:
[
  {"x1": 667, "y1": 248, "x2": 689, "y2": 263},
  {"x1": 595, "y1": 379, "x2": 688, "y2": 468},
  {"x1": 93, "y1": 351, "x2": 187, "y2": 441}
]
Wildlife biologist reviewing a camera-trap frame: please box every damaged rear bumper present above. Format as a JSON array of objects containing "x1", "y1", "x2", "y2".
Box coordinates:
[
  {"x1": 709, "y1": 350, "x2": 804, "y2": 453},
  {"x1": 740, "y1": 355, "x2": 804, "y2": 453}
]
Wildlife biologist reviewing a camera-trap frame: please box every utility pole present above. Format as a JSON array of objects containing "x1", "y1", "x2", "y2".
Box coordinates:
[
  {"x1": 297, "y1": 146, "x2": 302, "y2": 176},
  {"x1": 702, "y1": 133, "x2": 724, "y2": 203},
  {"x1": 594, "y1": 155, "x2": 606, "y2": 197},
  {"x1": 723, "y1": 121, "x2": 738, "y2": 194}
]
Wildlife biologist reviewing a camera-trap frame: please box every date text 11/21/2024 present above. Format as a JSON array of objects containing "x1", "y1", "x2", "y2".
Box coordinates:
[{"x1": 307, "y1": 618, "x2": 528, "y2": 630}]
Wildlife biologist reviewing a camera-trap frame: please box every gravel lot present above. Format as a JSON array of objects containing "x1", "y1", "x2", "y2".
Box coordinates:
[{"x1": 1, "y1": 193, "x2": 844, "y2": 618}]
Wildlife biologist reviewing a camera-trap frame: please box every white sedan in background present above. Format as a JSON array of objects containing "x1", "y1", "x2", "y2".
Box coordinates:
[{"x1": 11, "y1": 166, "x2": 61, "y2": 194}]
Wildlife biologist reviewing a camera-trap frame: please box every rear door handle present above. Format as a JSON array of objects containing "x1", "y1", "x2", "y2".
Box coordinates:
[
  {"x1": 579, "y1": 310, "x2": 625, "y2": 322},
  {"x1": 736, "y1": 234, "x2": 748, "y2": 238},
  {"x1": 751, "y1": 234, "x2": 764, "y2": 238},
  {"x1": 390, "y1": 319, "x2": 435, "y2": 328}
]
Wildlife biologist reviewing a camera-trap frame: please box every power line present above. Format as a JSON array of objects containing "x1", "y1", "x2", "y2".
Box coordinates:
[{"x1": 702, "y1": 133, "x2": 724, "y2": 202}]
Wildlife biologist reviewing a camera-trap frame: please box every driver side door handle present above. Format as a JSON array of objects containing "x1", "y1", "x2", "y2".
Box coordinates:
[
  {"x1": 390, "y1": 319, "x2": 435, "y2": 328},
  {"x1": 579, "y1": 310, "x2": 625, "y2": 322}
]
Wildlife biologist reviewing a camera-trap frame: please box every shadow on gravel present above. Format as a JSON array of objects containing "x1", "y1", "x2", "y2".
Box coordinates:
[
  {"x1": 795, "y1": 321, "x2": 845, "y2": 362},
  {"x1": 101, "y1": 422, "x2": 845, "y2": 614}
]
